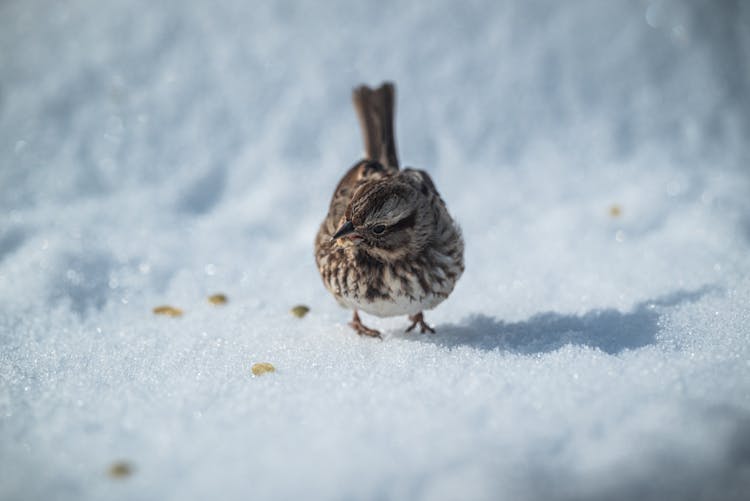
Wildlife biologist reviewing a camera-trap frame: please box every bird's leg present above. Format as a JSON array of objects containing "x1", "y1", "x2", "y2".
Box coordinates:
[
  {"x1": 349, "y1": 310, "x2": 381, "y2": 338},
  {"x1": 405, "y1": 312, "x2": 435, "y2": 334}
]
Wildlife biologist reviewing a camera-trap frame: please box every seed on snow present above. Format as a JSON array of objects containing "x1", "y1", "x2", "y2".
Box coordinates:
[
  {"x1": 290, "y1": 305, "x2": 310, "y2": 318},
  {"x1": 108, "y1": 461, "x2": 134, "y2": 478},
  {"x1": 153, "y1": 305, "x2": 183, "y2": 317},
  {"x1": 251, "y1": 362, "x2": 276, "y2": 376},
  {"x1": 208, "y1": 293, "x2": 228, "y2": 305}
]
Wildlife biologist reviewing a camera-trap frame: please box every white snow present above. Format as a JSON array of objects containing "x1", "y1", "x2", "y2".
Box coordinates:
[{"x1": 1, "y1": 0, "x2": 750, "y2": 500}]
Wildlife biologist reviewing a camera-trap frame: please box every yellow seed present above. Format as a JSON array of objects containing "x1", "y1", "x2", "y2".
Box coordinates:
[
  {"x1": 153, "y1": 305, "x2": 183, "y2": 317},
  {"x1": 108, "y1": 461, "x2": 133, "y2": 478},
  {"x1": 208, "y1": 293, "x2": 228, "y2": 305},
  {"x1": 609, "y1": 205, "x2": 622, "y2": 217},
  {"x1": 290, "y1": 305, "x2": 310, "y2": 318},
  {"x1": 251, "y1": 362, "x2": 276, "y2": 376}
]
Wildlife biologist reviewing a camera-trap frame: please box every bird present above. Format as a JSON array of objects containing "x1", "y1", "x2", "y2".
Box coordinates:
[{"x1": 314, "y1": 82, "x2": 464, "y2": 338}]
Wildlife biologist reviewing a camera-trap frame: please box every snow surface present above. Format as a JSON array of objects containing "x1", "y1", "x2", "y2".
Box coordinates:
[{"x1": 2, "y1": 0, "x2": 750, "y2": 500}]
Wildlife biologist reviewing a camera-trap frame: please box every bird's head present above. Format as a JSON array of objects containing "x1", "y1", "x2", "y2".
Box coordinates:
[{"x1": 331, "y1": 179, "x2": 432, "y2": 261}]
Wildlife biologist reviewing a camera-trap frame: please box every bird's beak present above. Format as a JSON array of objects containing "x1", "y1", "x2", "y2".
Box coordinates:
[{"x1": 331, "y1": 220, "x2": 356, "y2": 241}]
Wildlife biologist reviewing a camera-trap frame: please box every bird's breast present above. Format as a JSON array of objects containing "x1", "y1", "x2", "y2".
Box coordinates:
[{"x1": 333, "y1": 247, "x2": 460, "y2": 317}]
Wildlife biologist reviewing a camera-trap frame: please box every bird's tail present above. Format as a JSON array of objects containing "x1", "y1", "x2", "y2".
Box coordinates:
[{"x1": 352, "y1": 82, "x2": 399, "y2": 171}]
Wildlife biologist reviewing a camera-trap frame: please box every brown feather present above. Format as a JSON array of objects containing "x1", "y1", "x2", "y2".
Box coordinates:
[
  {"x1": 352, "y1": 83, "x2": 399, "y2": 171},
  {"x1": 315, "y1": 82, "x2": 464, "y2": 336}
]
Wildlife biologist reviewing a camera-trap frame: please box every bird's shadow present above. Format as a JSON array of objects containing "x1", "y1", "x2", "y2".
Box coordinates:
[{"x1": 407, "y1": 287, "x2": 715, "y2": 354}]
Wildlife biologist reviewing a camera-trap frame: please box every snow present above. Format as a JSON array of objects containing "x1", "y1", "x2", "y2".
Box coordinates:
[{"x1": 1, "y1": 0, "x2": 750, "y2": 499}]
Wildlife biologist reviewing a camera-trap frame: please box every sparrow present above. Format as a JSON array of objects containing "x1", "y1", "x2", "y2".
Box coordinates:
[{"x1": 314, "y1": 82, "x2": 464, "y2": 337}]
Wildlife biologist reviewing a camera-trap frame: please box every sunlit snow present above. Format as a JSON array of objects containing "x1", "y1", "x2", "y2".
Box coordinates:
[{"x1": 1, "y1": 1, "x2": 749, "y2": 500}]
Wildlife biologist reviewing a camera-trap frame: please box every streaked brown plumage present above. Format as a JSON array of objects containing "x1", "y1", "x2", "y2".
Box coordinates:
[{"x1": 315, "y1": 82, "x2": 464, "y2": 337}]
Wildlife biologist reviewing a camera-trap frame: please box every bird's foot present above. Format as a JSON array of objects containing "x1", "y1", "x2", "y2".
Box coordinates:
[
  {"x1": 349, "y1": 311, "x2": 382, "y2": 339},
  {"x1": 405, "y1": 312, "x2": 435, "y2": 334}
]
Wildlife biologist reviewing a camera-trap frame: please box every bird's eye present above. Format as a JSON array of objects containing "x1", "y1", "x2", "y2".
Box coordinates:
[{"x1": 372, "y1": 224, "x2": 386, "y2": 235}]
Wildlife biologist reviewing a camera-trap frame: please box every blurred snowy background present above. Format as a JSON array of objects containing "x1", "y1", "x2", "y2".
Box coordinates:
[{"x1": 1, "y1": 0, "x2": 749, "y2": 500}]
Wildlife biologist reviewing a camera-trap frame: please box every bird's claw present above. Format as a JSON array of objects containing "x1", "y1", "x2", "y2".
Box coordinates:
[
  {"x1": 405, "y1": 312, "x2": 435, "y2": 334},
  {"x1": 350, "y1": 311, "x2": 382, "y2": 339}
]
